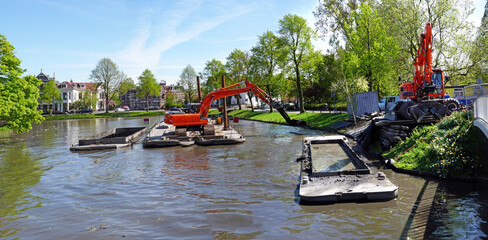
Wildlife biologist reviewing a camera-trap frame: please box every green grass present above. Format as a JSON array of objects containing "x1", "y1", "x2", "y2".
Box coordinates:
[
  {"x1": 0, "y1": 126, "x2": 14, "y2": 138},
  {"x1": 384, "y1": 111, "x2": 488, "y2": 177},
  {"x1": 44, "y1": 111, "x2": 166, "y2": 120},
  {"x1": 224, "y1": 109, "x2": 348, "y2": 129}
]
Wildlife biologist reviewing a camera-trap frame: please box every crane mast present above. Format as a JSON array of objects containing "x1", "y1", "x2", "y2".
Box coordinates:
[{"x1": 396, "y1": 23, "x2": 459, "y2": 122}]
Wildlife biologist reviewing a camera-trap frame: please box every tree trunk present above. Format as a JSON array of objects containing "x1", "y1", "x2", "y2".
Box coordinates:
[
  {"x1": 266, "y1": 85, "x2": 273, "y2": 113},
  {"x1": 146, "y1": 95, "x2": 149, "y2": 111},
  {"x1": 105, "y1": 93, "x2": 109, "y2": 113},
  {"x1": 247, "y1": 93, "x2": 254, "y2": 112},
  {"x1": 236, "y1": 94, "x2": 242, "y2": 110},
  {"x1": 296, "y1": 70, "x2": 304, "y2": 113}
]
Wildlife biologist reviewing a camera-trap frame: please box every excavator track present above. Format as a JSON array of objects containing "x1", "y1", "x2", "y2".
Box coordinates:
[{"x1": 396, "y1": 99, "x2": 460, "y2": 122}]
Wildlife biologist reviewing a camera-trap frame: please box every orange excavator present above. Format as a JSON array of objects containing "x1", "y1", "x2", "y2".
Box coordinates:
[
  {"x1": 396, "y1": 22, "x2": 460, "y2": 122},
  {"x1": 164, "y1": 81, "x2": 305, "y2": 132}
]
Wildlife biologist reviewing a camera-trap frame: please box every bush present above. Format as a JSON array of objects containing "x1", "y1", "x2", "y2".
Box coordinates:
[{"x1": 386, "y1": 111, "x2": 484, "y2": 177}]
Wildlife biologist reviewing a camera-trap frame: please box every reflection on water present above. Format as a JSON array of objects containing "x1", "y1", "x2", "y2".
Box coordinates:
[
  {"x1": 426, "y1": 181, "x2": 488, "y2": 239},
  {"x1": 0, "y1": 143, "x2": 44, "y2": 238},
  {"x1": 0, "y1": 117, "x2": 486, "y2": 239}
]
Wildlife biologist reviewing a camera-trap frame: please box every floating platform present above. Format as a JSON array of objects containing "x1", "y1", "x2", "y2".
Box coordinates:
[
  {"x1": 142, "y1": 121, "x2": 245, "y2": 148},
  {"x1": 70, "y1": 127, "x2": 147, "y2": 151},
  {"x1": 297, "y1": 135, "x2": 398, "y2": 204}
]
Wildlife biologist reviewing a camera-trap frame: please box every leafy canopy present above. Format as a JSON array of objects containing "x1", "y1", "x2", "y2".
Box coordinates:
[
  {"x1": 178, "y1": 64, "x2": 197, "y2": 103},
  {"x1": 137, "y1": 69, "x2": 160, "y2": 110},
  {"x1": 90, "y1": 58, "x2": 125, "y2": 112},
  {"x1": 0, "y1": 34, "x2": 44, "y2": 133}
]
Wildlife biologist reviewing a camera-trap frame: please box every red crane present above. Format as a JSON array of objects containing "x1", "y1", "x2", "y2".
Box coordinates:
[{"x1": 397, "y1": 23, "x2": 459, "y2": 122}]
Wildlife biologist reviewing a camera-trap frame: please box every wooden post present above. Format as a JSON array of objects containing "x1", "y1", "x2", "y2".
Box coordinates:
[
  {"x1": 197, "y1": 76, "x2": 202, "y2": 102},
  {"x1": 222, "y1": 75, "x2": 228, "y2": 130}
]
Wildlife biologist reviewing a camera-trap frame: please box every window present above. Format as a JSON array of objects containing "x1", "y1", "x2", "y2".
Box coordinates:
[
  {"x1": 453, "y1": 88, "x2": 463, "y2": 97},
  {"x1": 63, "y1": 93, "x2": 67, "y2": 100},
  {"x1": 432, "y1": 73, "x2": 443, "y2": 93}
]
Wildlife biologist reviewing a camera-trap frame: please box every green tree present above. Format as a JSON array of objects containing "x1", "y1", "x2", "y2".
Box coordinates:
[
  {"x1": 137, "y1": 69, "x2": 160, "y2": 111},
  {"x1": 203, "y1": 59, "x2": 228, "y2": 107},
  {"x1": 178, "y1": 64, "x2": 197, "y2": 103},
  {"x1": 251, "y1": 31, "x2": 285, "y2": 112},
  {"x1": 470, "y1": 0, "x2": 488, "y2": 82},
  {"x1": 203, "y1": 59, "x2": 226, "y2": 93},
  {"x1": 346, "y1": 3, "x2": 398, "y2": 96},
  {"x1": 90, "y1": 58, "x2": 126, "y2": 113},
  {"x1": 312, "y1": 54, "x2": 341, "y2": 105},
  {"x1": 314, "y1": 0, "x2": 358, "y2": 45},
  {"x1": 278, "y1": 14, "x2": 316, "y2": 113},
  {"x1": 71, "y1": 91, "x2": 98, "y2": 110},
  {"x1": 118, "y1": 77, "x2": 136, "y2": 96},
  {"x1": 226, "y1": 49, "x2": 251, "y2": 110},
  {"x1": 40, "y1": 80, "x2": 61, "y2": 114},
  {"x1": 315, "y1": 0, "x2": 476, "y2": 86},
  {"x1": 0, "y1": 35, "x2": 44, "y2": 133},
  {"x1": 165, "y1": 91, "x2": 176, "y2": 108}
]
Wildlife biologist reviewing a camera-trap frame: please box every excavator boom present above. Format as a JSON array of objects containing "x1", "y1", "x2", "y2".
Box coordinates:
[
  {"x1": 164, "y1": 81, "x2": 305, "y2": 127},
  {"x1": 396, "y1": 22, "x2": 459, "y2": 122}
]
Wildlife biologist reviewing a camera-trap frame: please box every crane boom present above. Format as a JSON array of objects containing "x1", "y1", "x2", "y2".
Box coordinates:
[{"x1": 165, "y1": 81, "x2": 305, "y2": 127}]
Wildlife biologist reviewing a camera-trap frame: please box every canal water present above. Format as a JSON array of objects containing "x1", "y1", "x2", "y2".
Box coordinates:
[{"x1": 0, "y1": 117, "x2": 486, "y2": 239}]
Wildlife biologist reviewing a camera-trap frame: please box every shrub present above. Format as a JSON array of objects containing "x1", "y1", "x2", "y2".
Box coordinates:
[{"x1": 387, "y1": 111, "x2": 484, "y2": 177}]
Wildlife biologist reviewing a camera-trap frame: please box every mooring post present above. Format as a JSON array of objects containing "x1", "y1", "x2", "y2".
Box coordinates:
[
  {"x1": 222, "y1": 75, "x2": 228, "y2": 130},
  {"x1": 197, "y1": 76, "x2": 202, "y2": 102}
]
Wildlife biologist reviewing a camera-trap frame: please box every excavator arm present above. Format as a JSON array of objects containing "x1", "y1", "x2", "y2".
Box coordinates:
[{"x1": 165, "y1": 81, "x2": 305, "y2": 127}]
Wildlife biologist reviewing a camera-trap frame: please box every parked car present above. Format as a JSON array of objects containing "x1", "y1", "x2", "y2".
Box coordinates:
[
  {"x1": 122, "y1": 106, "x2": 130, "y2": 111},
  {"x1": 79, "y1": 108, "x2": 93, "y2": 114},
  {"x1": 52, "y1": 111, "x2": 67, "y2": 115},
  {"x1": 168, "y1": 107, "x2": 181, "y2": 111},
  {"x1": 378, "y1": 96, "x2": 409, "y2": 111},
  {"x1": 115, "y1": 107, "x2": 125, "y2": 112}
]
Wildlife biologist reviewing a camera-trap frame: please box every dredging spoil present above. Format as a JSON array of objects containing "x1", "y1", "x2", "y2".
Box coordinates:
[
  {"x1": 70, "y1": 127, "x2": 147, "y2": 151},
  {"x1": 142, "y1": 120, "x2": 245, "y2": 148}
]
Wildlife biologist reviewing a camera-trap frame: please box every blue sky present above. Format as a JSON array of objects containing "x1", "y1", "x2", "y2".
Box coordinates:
[{"x1": 0, "y1": 0, "x2": 486, "y2": 85}]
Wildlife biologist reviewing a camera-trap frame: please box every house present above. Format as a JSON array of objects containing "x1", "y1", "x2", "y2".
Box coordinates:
[
  {"x1": 56, "y1": 80, "x2": 99, "y2": 112},
  {"x1": 37, "y1": 70, "x2": 58, "y2": 112},
  {"x1": 36, "y1": 69, "x2": 105, "y2": 112},
  {"x1": 230, "y1": 93, "x2": 260, "y2": 108},
  {"x1": 119, "y1": 80, "x2": 185, "y2": 110}
]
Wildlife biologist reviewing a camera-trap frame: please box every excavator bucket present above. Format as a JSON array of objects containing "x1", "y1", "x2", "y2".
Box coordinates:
[{"x1": 289, "y1": 119, "x2": 307, "y2": 126}]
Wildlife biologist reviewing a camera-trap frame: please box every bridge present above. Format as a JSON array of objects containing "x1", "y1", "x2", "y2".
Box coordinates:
[{"x1": 474, "y1": 96, "x2": 488, "y2": 140}]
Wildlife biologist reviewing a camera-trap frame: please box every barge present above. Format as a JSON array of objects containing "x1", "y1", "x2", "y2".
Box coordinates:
[
  {"x1": 142, "y1": 121, "x2": 245, "y2": 148},
  {"x1": 70, "y1": 127, "x2": 147, "y2": 151},
  {"x1": 297, "y1": 135, "x2": 398, "y2": 204}
]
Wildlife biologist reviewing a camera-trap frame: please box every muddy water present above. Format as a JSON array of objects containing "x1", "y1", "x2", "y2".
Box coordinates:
[{"x1": 0, "y1": 117, "x2": 486, "y2": 239}]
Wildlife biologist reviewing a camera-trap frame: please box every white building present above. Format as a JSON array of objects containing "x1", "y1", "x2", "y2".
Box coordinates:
[
  {"x1": 230, "y1": 93, "x2": 261, "y2": 107},
  {"x1": 56, "y1": 80, "x2": 100, "y2": 112}
]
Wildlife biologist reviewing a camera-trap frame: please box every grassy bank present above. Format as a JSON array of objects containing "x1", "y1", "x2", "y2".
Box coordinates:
[
  {"x1": 213, "y1": 109, "x2": 349, "y2": 130},
  {"x1": 384, "y1": 111, "x2": 488, "y2": 178},
  {"x1": 0, "y1": 126, "x2": 14, "y2": 138},
  {"x1": 44, "y1": 111, "x2": 165, "y2": 120}
]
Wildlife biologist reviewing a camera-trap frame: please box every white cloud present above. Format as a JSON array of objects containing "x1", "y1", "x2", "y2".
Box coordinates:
[{"x1": 114, "y1": 1, "x2": 254, "y2": 82}]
